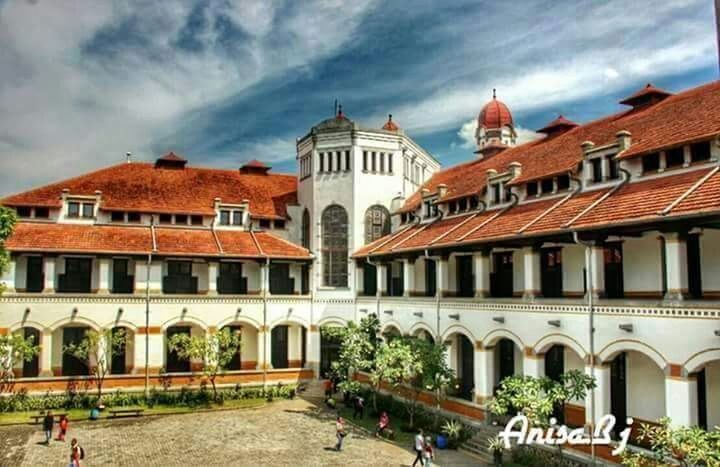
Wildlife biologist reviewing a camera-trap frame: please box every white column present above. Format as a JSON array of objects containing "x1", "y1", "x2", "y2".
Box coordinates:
[
  {"x1": 585, "y1": 364, "x2": 612, "y2": 427},
  {"x1": 1, "y1": 257, "x2": 16, "y2": 293},
  {"x1": 665, "y1": 376, "x2": 698, "y2": 427},
  {"x1": 43, "y1": 256, "x2": 56, "y2": 293},
  {"x1": 134, "y1": 330, "x2": 164, "y2": 374},
  {"x1": 589, "y1": 245, "x2": 605, "y2": 299},
  {"x1": 600, "y1": 156, "x2": 610, "y2": 181},
  {"x1": 403, "y1": 259, "x2": 415, "y2": 297},
  {"x1": 257, "y1": 327, "x2": 270, "y2": 369},
  {"x1": 208, "y1": 261, "x2": 219, "y2": 295},
  {"x1": 291, "y1": 264, "x2": 302, "y2": 294},
  {"x1": 98, "y1": 258, "x2": 110, "y2": 294},
  {"x1": 437, "y1": 256, "x2": 450, "y2": 297},
  {"x1": 39, "y1": 329, "x2": 53, "y2": 377},
  {"x1": 523, "y1": 350, "x2": 545, "y2": 378},
  {"x1": 473, "y1": 252, "x2": 490, "y2": 298},
  {"x1": 475, "y1": 347, "x2": 495, "y2": 404},
  {"x1": 259, "y1": 262, "x2": 268, "y2": 295},
  {"x1": 376, "y1": 263, "x2": 387, "y2": 296},
  {"x1": 308, "y1": 326, "x2": 321, "y2": 377},
  {"x1": 523, "y1": 247, "x2": 541, "y2": 300},
  {"x1": 355, "y1": 263, "x2": 364, "y2": 294},
  {"x1": 664, "y1": 233, "x2": 688, "y2": 301}
]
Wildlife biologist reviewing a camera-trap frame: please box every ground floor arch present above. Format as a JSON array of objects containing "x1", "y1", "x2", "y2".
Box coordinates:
[
  {"x1": 542, "y1": 344, "x2": 586, "y2": 426},
  {"x1": 165, "y1": 323, "x2": 205, "y2": 373},
  {"x1": 270, "y1": 323, "x2": 307, "y2": 369},
  {"x1": 690, "y1": 359, "x2": 720, "y2": 430},
  {"x1": 110, "y1": 326, "x2": 135, "y2": 375},
  {"x1": 493, "y1": 337, "x2": 523, "y2": 391},
  {"x1": 12, "y1": 326, "x2": 41, "y2": 378},
  {"x1": 446, "y1": 332, "x2": 474, "y2": 401},
  {"x1": 51, "y1": 325, "x2": 90, "y2": 377}
]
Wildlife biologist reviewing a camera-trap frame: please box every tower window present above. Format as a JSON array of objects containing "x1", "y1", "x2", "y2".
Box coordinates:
[
  {"x1": 388, "y1": 153, "x2": 393, "y2": 173},
  {"x1": 345, "y1": 151, "x2": 351, "y2": 171},
  {"x1": 371, "y1": 152, "x2": 377, "y2": 172},
  {"x1": 363, "y1": 151, "x2": 368, "y2": 171},
  {"x1": 642, "y1": 152, "x2": 660, "y2": 173},
  {"x1": 319, "y1": 152, "x2": 325, "y2": 172}
]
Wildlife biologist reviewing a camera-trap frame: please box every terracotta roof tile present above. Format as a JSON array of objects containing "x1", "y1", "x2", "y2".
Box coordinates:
[
  {"x1": 154, "y1": 227, "x2": 218, "y2": 256},
  {"x1": 5, "y1": 223, "x2": 152, "y2": 254},
  {"x1": 669, "y1": 170, "x2": 720, "y2": 216},
  {"x1": 252, "y1": 231, "x2": 311, "y2": 258}
]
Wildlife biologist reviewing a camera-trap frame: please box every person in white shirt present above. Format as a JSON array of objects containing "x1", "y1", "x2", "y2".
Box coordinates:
[{"x1": 412, "y1": 429, "x2": 425, "y2": 467}]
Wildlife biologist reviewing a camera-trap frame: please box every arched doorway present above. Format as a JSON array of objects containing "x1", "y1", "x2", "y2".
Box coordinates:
[
  {"x1": 55, "y1": 325, "x2": 90, "y2": 377},
  {"x1": 18, "y1": 327, "x2": 40, "y2": 377},
  {"x1": 413, "y1": 328, "x2": 435, "y2": 344},
  {"x1": 447, "y1": 332, "x2": 474, "y2": 401},
  {"x1": 271, "y1": 323, "x2": 307, "y2": 369},
  {"x1": 110, "y1": 326, "x2": 134, "y2": 375},
  {"x1": 542, "y1": 344, "x2": 585, "y2": 426},
  {"x1": 165, "y1": 324, "x2": 205, "y2": 373}
]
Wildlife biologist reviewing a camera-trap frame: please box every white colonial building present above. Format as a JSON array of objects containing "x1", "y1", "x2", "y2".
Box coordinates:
[{"x1": 1, "y1": 82, "x2": 720, "y2": 454}]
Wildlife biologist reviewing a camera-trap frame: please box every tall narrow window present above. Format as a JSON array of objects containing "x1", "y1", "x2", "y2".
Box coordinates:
[
  {"x1": 364, "y1": 205, "x2": 391, "y2": 244},
  {"x1": 379, "y1": 153, "x2": 385, "y2": 173},
  {"x1": 604, "y1": 243, "x2": 624, "y2": 298},
  {"x1": 301, "y1": 209, "x2": 311, "y2": 250},
  {"x1": 363, "y1": 151, "x2": 368, "y2": 171},
  {"x1": 336, "y1": 151, "x2": 342, "y2": 172},
  {"x1": 591, "y1": 158, "x2": 603, "y2": 182},
  {"x1": 321, "y1": 205, "x2": 348, "y2": 287},
  {"x1": 327, "y1": 152, "x2": 333, "y2": 172},
  {"x1": 388, "y1": 153, "x2": 393, "y2": 173},
  {"x1": 319, "y1": 152, "x2": 325, "y2": 172},
  {"x1": 345, "y1": 151, "x2": 350, "y2": 171},
  {"x1": 371, "y1": 152, "x2": 377, "y2": 172}
]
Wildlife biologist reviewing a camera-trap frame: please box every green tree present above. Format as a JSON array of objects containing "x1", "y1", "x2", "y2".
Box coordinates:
[
  {"x1": 167, "y1": 328, "x2": 242, "y2": 399},
  {"x1": 621, "y1": 418, "x2": 720, "y2": 467},
  {"x1": 0, "y1": 207, "x2": 17, "y2": 295},
  {"x1": 405, "y1": 338, "x2": 454, "y2": 429},
  {"x1": 369, "y1": 338, "x2": 422, "y2": 412},
  {"x1": 0, "y1": 332, "x2": 40, "y2": 388},
  {"x1": 323, "y1": 315, "x2": 379, "y2": 396},
  {"x1": 63, "y1": 327, "x2": 128, "y2": 397}
]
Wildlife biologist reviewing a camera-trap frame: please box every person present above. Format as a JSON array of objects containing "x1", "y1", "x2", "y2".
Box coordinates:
[
  {"x1": 324, "y1": 378, "x2": 333, "y2": 400},
  {"x1": 69, "y1": 438, "x2": 81, "y2": 467},
  {"x1": 412, "y1": 428, "x2": 425, "y2": 467},
  {"x1": 375, "y1": 411, "x2": 389, "y2": 438},
  {"x1": 334, "y1": 415, "x2": 347, "y2": 451},
  {"x1": 352, "y1": 394, "x2": 364, "y2": 419},
  {"x1": 57, "y1": 415, "x2": 68, "y2": 441},
  {"x1": 423, "y1": 435, "x2": 435, "y2": 467},
  {"x1": 42, "y1": 410, "x2": 54, "y2": 445}
]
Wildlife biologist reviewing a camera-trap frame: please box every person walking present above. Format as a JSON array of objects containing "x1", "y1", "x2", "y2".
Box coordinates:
[
  {"x1": 352, "y1": 394, "x2": 364, "y2": 419},
  {"x1": 69, "y1": 438, "x2": 82, "y2": 467},
  {"x1": 42, "y1": 410, "x2": 54, "y2": 445},
  {"x1": 423, "y1": 435, "x2": 435, "y2": 467},
  {"x1": 412, "y1": 428, "x2": 425, "y2": 467},
  {"x1": 334, "y1": 415, "x2": 347, "y2": 452},
  {"x1": 375, "y1": 411, "x2": 390, "y2": 438},
  {"x1": 56, "y1": 415, "x2": 68, "y2": 441}
]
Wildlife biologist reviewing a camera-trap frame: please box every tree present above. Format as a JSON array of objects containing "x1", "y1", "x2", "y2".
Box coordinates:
[
  {"x1": 322, "y1": 315, "x2": 379, "y2": 396},
  {"x1": 63, "y1": 328, "x2": 127, "y2": 397},
  {"x1": 369, "y1": 338, "x2": 421, "y2": 412},
  {"x1": 405, "y1": 338, "x2": 454, "y2": 429},
  {"x1": 621, "y1": 418, "x2": 720, "y2": 467},
  {"x1": 0, "y1": 207, "x2": 17, "y2": 295},
  {"x1": 0, "y1": 332, "x2": 40, "y2": 389},
  {"x1": 489, "y1": 370, "x2": 595, "y2": 427},
  {"x1": 167, "y1": 328, "x2": 242, "y2": 399}
]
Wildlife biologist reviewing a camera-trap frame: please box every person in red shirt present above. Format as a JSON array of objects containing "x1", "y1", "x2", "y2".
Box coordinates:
[
  {"x1": 57, "y1": 415, "x2": 68, "y2": 441},
  {"x1": 69, "y1": 438, "x2": 81, "y2": 467}
]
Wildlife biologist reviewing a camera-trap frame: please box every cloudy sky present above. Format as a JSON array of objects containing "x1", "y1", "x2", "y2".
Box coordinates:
[{"x1": 0, "y1": 0, "x2": 717, "y2": 196}]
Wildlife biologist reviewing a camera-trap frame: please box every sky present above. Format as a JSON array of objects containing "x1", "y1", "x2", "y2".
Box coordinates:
[{"x1": 0, "y1": 0, "x2": 718, "y2": 196}]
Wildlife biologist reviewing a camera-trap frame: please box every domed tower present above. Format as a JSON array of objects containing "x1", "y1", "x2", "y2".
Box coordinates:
[{"x1": 476, "y1": 89, "x2": 517, "y2": 154}]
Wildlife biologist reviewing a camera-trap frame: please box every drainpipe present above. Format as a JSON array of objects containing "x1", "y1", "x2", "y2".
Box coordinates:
[
  {"x1": 263, "y1": 256, "x2": 270, "y2": 389},
  {"x1": 144, "y1": 217, "x2": 157, "y2": 399}
]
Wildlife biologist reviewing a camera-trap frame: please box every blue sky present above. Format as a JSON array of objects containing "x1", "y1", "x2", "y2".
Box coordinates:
[{"x1": 0, "y1": 0, "x2": 717, "y2": 195}]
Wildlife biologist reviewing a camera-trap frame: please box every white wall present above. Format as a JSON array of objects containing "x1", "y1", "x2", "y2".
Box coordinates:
[
  {"x1": 706, "y1": 360, "x2": 720, "y2": 429},
  {"x1": 626, "y1": 351, "x2": 665, "y2": 421},
  {"x1": 700, "y1": 229, "x2": 720, "y2": 294},
  {"x1": 562, "y1": 244, "x2": 585, "y2": 295},
  {"x1": 623, "y1": 234, "x2": 663, "y2": 295}
]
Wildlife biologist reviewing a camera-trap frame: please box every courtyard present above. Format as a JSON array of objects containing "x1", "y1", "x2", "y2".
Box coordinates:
[{"x1": 0, "y1": 397, "x2": 482, "y2": 466}]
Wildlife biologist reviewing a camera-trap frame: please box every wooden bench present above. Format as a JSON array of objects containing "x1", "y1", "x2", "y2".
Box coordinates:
[
  {"x1": 30, "y1": 413, "x2": 67, "y2": 424},
  {"x1": 108, "y1": 408, "x2": 144, "y2": 418}
]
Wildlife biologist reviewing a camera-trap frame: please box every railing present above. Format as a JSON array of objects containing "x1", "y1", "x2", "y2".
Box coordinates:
[
  {"x1": 217, "y1": 275, "x2": 248, "y2": 294},
  {"x1": 57, "y1": 274, "x2": 91, "y2": 293},
  {"x1": 162, "y1": 275, "x2": 198, "y2": 294}
]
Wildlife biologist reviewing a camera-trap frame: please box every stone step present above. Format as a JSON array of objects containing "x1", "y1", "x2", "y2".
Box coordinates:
[{"x1": 459, "y1": 445, "x2": 494, "y2": 464}]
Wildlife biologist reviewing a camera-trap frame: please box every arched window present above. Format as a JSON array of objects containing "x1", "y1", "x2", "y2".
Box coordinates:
[
  {"x1": 321, "y1": 204, "x2": 348, "y2": 287},
  {"x1": 301, "y1": 208, "x2": 311, "y2": 250},
  {"x1": 364, "y1": 204, "x2": 390, "y2": 244}
]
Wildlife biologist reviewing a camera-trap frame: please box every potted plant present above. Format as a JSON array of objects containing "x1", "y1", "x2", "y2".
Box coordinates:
[
  {"x1": 441, "y1": 419, "x2": 463, "y2": 449},
  {"x1": 487, "y1": 436, "x2": 506, "y2": 466}
]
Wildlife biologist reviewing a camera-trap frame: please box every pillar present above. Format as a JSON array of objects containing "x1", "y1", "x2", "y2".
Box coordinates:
[
  {"x1": 523, "y1": 348, "x2": 545, "y2": 378},
  {"x1": 307, "y1": 325, "x2": 321, "y2": 377},
  {"x1": 665, "y1": 375, "x2": 698, "y2": 427},
  {"x1": 39, "y1": 329, "x2": 53, "y2": 377},
  {"x1": 664, "y1": 233, "x2": 688, "y2": 301},
  {"x1": 355, "y1": 263, "x2": 364, "y2": 295},
  {"x1": 585, "y1": 364, "x2": 611, "y2": 427},
  {"x1": 134, "y1": 327, "x2": 163, "y2": 374},
  {"x1": 134, "y1": 260, "x2": 162, "y2": 294},
  {"x1": 473, "y1": 252, "x2": 490, "y2": 298},
  {"x1": 376, "y1": 263, "x2": 387, "y2": 296},
  {"x1": 475, "y1": 345, "x2": 495, "y2": 404},
  {"x1": 97, "y1": 258, "x2": 110, "y2": 294},
  {"x1": 600, "y1": 156, "x2": 610, "y2": 181},
  {"x1": 259, "y1": 262, "x2": 268, "y2": 295},
  {"x1": 1, "y1": 257, "x2": 16, "y2": 293},
  {"x1": 522, "y1": 247, "x2": 541, "y2": 300},
  {"x1": 257, "y1": 326, "x2": 270, "y2": 369},
  {"x1": 588, "y1": 245, "x2": 605, "y2": 299},
  {"x1": 437, "y1": 256, "x2": 450, "y2": 297},
  {"x1": 43, "y1": 256, "x2": 56, "y2": 293},
  {"x1": 207, "y1": 261, "x2": 219, "y2": 295},
  {"x1": 402, "y1": 259, "x2": 415, "y2": 297}
]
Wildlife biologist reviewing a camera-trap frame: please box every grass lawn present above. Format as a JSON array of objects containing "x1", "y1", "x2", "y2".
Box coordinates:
[
  {"x1": 335, "y1": 404, "x2": 416, "y2": 448},
  {"x1": 0, "y1": 398, "x2": 266, "y2": 425}
]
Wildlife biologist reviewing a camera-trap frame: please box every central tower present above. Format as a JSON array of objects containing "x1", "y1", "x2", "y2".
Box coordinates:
[{"x1": 476, "y1": 89, "x2": 517, "y2": 153}]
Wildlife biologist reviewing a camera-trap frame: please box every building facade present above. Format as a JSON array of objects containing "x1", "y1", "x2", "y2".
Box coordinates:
[{"x1": 1, "y1": 83, "x2": 720, "y2": 437}]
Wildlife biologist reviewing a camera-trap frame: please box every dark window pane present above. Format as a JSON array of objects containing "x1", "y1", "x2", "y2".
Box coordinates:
[
  {"x1": 68, "y1": 202, "x2": 80, "y2": 218},
  {"x1": 607, "y1": 156, "x2": 619, "y2": 180},
  {"x1": 111, "y1": 211, "x2": 124, "y2": 222},
  {"x1": 127, "y1": 212, "x2": 141, "y2": 223},
  {"x1": 259, "y1": 219, "x2": 271, "y2": 229},
  {"x1": 232, "y1": 211, "x2": 243, "y2": 225},
  {"x1": 591, "y1": 158, "x2": 603, "y2": 182},
  {"x1": 16, "y1": 206, "x2": 31, "y2": 217},
  {"x1": 275, "y1": 220, "x2": 286, "y2": 229},
  {"x1": 458, "y1": 198, "x2": 467, "y2": 211},
  {"x1": 690, "y1": 142, "x2": 711, "y2": 163},
  {"x1": 190, "y1": 215, "x2": 202, "y2": 225},
  {"x1": 469, "y1": 196, "x2": 478, "y2": 209},
  {"x1": 642, "y1": 153, "x2": 660, "y2": 173},
  {"x1": 557, "y1": 175, "x2": 570, "y2": 190},
  {"x1": 159, "y1": 214, "x2": 172, "y2": 224},
  {"x1": 448, "y1": 201, "x2": 457, "y2": 214},
  {"x1": 319, "y1": 152, "x2": 325, "y2": 172},
  {"x1": 345, "y1": 151, "x2": 351, "y2": 171},
  {"x1": 526, "y1": 182, "x2": 538, "y2": 197},
  {"x1": 665, "y1": 147, "x2": 684, "y2": 168},
  {"x1": 175, "y1": 214, "x2": 188, "y2": 225},
  {"x1": 35, "y1": 207, "x2": 49, "y2": 218},
  {"x1": 541, "y1": 178, "x2": 554, "y2": 193},
  {"x1": 82, "y1": 203, "x2": 94, "y2": 218},
  {"x1": 220, "y1": 210, "x2": 230, "y2": 225}
]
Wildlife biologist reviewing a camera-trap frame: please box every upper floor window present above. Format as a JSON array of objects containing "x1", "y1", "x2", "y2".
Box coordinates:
[
  {"x1": 219, "y1": 209, "x2": 243, "y2": 226},
  {"x1": 301, "y1": 209, "x2": 311, "y2": 249},
  {"x1": 319, "y1": 150, "x2": 350, "y2": 173},
  {"x1": 159, "y1": 213, "x2": 172, "y2": 224},
  {"x1": 35, "y1": 207, "x2": 49, "y2": 219},
  {"x1": 424, "y1": 200, "x2": 438, "y2": 218},
  {"x1": 16, "y1": 207, "x2": 31, "y2": 218},
  {"x1": 68, "y1": 201, "x2": 94, "y2": 218},
  {"x1": 607, "y1": 156, "x2": 619, "y2": 180},
  {"x1": 274, "y1": 219, "x2": 286, "y2": 229},
  {"x1": 526, "y1": 182, "x2": 538, "y2": 197},
  {"x1": 364, "y1": 205, "x2": 390, "y2": 244},
  {"x1": 491, "y1": 183, "x2": 511, "y2": 204},
  {"x1": 111, "y1": 211, "x2": 124, "y2": 222},
  {"x1": 590, "y1": 158, "x2": 603, "y2": 183},
  {"x1": 259, "y1": 219, "x2": 271, "y2": 229},
  {"x1": 362, "y1": 151, "x2": 393, "y2": 174},
  {"x1": 665, "y1": 147, "x2": 684, "y2": 168},
  {"x1": 321, "y1": 205, "x2": 348, "y2": 287},
  {"x1": 642, "y1": 152, "x2": 660, "y2": 173},
  {"x1": 690, "y1": 142, "x2": 711, "y2": 163},
  {"x1": 190, "y1": 215, "x2": 203, "y2": 225}
]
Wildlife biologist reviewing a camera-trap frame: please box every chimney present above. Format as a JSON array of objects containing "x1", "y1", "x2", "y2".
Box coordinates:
[
  {"x1": 616, "y1": 130, "x2": 632, "y2": 151},
  {"x1": 580, "y1": 141, "x2": 595, "y2": 157},
  {"x1": 437, "y1": 184, "x2": 448, "y2": 198},
  {"x1": 508, "y1": 162, "x2": 522, "y2": 178}
]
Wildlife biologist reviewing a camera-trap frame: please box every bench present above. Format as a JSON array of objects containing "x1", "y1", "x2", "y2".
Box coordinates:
[
  {"x1": 109, "y1": 408, "x2": 145, "y2": 418},
  {"x1": 30, "y1": 413, "x2": 67, "y2": 424}
]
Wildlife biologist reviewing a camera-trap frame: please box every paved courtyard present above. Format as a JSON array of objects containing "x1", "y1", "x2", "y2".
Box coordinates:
[{"x1": 0, "y1": 397, "x2": 482, "y2": 466}]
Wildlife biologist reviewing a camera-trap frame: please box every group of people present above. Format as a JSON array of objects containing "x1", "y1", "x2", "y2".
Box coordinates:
[
  {"x1": 41, "y1": 410, "x2": 83, "y2": 467},
  {"x1": 412, "y1": 429, "x2": 435, "y2": 467}
]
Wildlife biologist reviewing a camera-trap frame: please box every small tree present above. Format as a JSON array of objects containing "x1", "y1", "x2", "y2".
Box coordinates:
[
  {"x1": 0, "y1": 332, "x2": 40, "y2": 388},
  {"x1": 621, "y1": 418, "x2": 720, "y2": 467},
  {"x1": 323, "y1": 315, "x2": 378, "y2": 396},
  {"x1": 0, "y1": 207, "x2": 17, "y2": 295},
  {"x1": 167, "y1": 328, "x2": 242, "y2": 399},
  {"x1": 369, "y1": 338, "x2": 421, "y2": 412},
  {"x1": 405, "y1": 338, "x2": 454, "y2": 429},
  {"x1": 63, "y1": 328, "x2": 127, "y2": 397}
]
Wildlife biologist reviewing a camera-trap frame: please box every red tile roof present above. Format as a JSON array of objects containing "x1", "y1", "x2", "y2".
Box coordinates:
[
  {"x1": 382, "y1": 114, "x2": 400, "y2": 131},
  {"x1": 6, "y1": 222, "x2": 311, "y2": 259},
  {"x1": 1, "y1": 161, "x2": 297, "y2": 219},
  {"x1": 537, "y1": 115, "x2": 579, "y2": 134},
  {"x1": 618, "y1": 83, "x2": 672, "y2": 107}
]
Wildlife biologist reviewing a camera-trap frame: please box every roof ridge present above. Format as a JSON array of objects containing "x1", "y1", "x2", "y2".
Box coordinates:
[
  {"x1": 658, "y1": 166, "x2": 720, "y2": 216},
  {"x1": 249, "y1": 229, "x2": 265, "y2": 257}
]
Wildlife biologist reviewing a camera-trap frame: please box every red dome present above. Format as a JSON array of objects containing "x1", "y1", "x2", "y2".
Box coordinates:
[{"x1": 478, "y1": 91, "x2": 513, "y2": 129}]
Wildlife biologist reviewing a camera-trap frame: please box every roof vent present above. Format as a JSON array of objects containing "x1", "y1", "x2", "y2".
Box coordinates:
[
  {"x1": 537, "y1": 115, "x2": 578, "y2": 137},
  {"x1": 155, "y1": 152, "x2": 187, "y2": 169},
  {"x1": 239, "y1": 160, "x2": 271, "y2": 175},
  {"x1": 619, "y1": 83, "x2": 672, "y2": 109}
]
